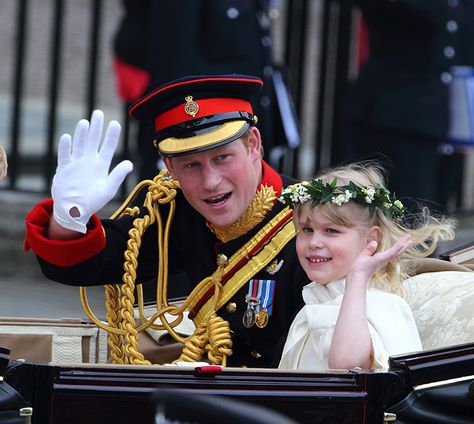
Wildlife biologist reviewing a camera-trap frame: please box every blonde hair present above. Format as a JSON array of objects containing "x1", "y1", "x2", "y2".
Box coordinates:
[
  {"x1": 294, "y1": 162, "x2": 455, "y2": 290},
  {"x1": 0, "y1": 144, "x2": 7, "y2": 180}
]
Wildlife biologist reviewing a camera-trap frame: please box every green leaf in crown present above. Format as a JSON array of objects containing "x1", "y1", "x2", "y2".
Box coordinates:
[{"x1": 278, "y1": 178, "x2": 404, "y2": 220}]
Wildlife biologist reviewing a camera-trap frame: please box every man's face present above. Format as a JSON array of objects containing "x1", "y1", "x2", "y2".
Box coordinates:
[{"x1": 163, "y1": 128, "x2": 262, "y2": 227}]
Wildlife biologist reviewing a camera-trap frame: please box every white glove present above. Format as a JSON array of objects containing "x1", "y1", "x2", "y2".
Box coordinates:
[{"x1": 52, "y1": 110, "x2": 133, "y2": 233}]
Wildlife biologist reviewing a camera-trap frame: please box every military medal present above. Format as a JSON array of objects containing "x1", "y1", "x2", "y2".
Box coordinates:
[
  {"x1": 255, "y1": 309, "x2": 269, "y2": 328},
  {"x1": 243, "y1": 294, "x2": 260, "y2": 328},
  {"x1": 244, "y1": 279, "x2": 275, "y2": 329},
  {"x1": 242, "y1": 308, "x2": 256, "y2": 328}
]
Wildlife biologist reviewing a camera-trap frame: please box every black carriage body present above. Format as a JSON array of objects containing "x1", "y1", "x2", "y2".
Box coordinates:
[{"x1": 4, "y1": 343, "x2": 473, "y2": 424}]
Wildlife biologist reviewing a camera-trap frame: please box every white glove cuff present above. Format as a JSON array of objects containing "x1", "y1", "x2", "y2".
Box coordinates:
[{"x1": 52, "y1": 204, "x2": 89, "y2": 234}]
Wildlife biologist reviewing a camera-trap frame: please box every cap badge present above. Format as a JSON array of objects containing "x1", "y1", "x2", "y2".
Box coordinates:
[{"x1": 184, "y1": 95, "x2": 199, "y2": 117}]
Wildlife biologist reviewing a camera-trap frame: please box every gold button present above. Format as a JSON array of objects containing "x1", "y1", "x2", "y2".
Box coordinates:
[
  {"x1": 216, "y1": 253, "x2": 228, "y2": 267},
  {"x1": 226, "y1": 302, "x2": 237, "y2": 313},
  {"x1": 251, "y1": 350, "x2": 262, "y2": 359}
]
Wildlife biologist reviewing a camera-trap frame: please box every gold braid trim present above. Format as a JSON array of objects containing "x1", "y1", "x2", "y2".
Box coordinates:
[
  {"x1": 175, "y1": 314, "x2": 232, "y2": 366},
  {"x1": 173, "y1": 265, "x2": 233, "y2": 366},
  {"x1": 206, "y1": 313, "x2": 232, "y2": 367},
  {"x1": 176, "y1": 325, "x2": 207, "y2": 362},
  {"x1": 105, "y1": 285, "x2": 125, "y2": 364},
  {"x1": 118, "y1": 172, "x2": 183, "y2": 364},
  {"x1": 119, "y1": 211, "x2": 151, "y2": 364}
]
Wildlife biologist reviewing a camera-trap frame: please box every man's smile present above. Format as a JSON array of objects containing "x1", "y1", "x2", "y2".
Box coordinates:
[{"x1": 204, "y1": 192, "x2": 232, "y2": 204}]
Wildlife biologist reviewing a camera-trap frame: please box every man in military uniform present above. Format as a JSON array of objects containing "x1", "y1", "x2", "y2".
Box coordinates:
[{"x1": 25, "y1": 74, "x2": 309, "y2": 368}]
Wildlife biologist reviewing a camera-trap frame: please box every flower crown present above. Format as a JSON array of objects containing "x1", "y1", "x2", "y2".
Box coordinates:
[{"x1": 278, "y1": 178, "x2": 405, "y2": 220}]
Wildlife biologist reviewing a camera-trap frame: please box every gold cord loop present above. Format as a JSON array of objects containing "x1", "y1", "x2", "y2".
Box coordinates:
[
  {"x1": 80, "y1": 170, "x2": 186, "y2": 364},
  {"x1": 173, "y1": 258, "x2": 233, "y2": 366}
]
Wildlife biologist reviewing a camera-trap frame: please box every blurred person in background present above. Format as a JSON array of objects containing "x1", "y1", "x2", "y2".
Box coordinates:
[
  {"x1": 342, "y1": 0, "x2": 474, "y2": 213},
  {"x1": 113, "y1": 0, "x2": 279, "y2": 182}
]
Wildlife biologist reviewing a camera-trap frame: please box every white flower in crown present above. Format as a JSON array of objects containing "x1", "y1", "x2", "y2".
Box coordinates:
[
  {"x1": 278, "y1": 188, "x2": 292, "y2": 204},
  {"x1": 279, "y1": 183, "x2": 311, "y2": 205},
  {"x1": 331, "y1": 192, "x2": 351, "y2": 206},
  {"x1": 278, "y1": 177, "x2": 405, "y2": 220},
  {"x1": 295, "y1": 185, "x2": 311, "y2": 203},
  {"x1": 394, "y1": 200, "x2": 404, "y2": 211},
  {"x1": 361, "y1": 186, "x2": 376, "y2": 203},
  {"x1": 290, "y1": 191, "x2": 299, "y2": 203}
]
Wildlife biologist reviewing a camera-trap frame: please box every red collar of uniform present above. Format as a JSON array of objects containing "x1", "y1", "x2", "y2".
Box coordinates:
[{"x1": 259, "y1": 160, "x2": 282, "y2": 196}]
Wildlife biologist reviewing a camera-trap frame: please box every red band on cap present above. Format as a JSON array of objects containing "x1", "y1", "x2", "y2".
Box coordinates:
[
  {"x1": 129, "y1": 76, "x2": 263, "y2": 119},
  {"x1": 155, "y1": 98, "x2": 253, "y2": 131}
]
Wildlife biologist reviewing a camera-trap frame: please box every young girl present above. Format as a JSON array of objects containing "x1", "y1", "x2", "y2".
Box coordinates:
[{"x1": 278, "y1": 162, "x2": 455, "y2": 370}]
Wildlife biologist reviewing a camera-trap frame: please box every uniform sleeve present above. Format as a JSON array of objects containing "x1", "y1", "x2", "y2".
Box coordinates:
[
  {"x1": 24, "y1": 198, "x2": 159, "y2": 287},
  {"x1": 24, "y1": 198, "x2": 106, "y2": 266}
]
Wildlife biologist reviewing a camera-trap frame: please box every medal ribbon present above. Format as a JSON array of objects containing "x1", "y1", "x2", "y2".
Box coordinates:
[{"x1": 248, "y1": 279, "x2": 275, "y2": 315}]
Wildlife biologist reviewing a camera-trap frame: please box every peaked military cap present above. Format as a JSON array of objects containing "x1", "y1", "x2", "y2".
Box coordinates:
[{"x1": 128, "y1": 74, "x2": 263, "y2": 157}]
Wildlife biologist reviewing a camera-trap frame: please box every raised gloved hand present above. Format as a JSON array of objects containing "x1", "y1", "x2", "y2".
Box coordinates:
[{"x1": 52, "y1": 110, "x2": 133, "y2": 233}]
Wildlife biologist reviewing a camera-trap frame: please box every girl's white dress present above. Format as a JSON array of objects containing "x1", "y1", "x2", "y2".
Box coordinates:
[{"x1": 278, "y1": 278, "x2": 422, "y2": 370}]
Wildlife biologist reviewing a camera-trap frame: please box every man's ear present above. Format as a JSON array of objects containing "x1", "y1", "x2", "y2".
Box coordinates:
[
  {"x1": 367, "y1": 226, "x2": 382, "y2": 245},
  {"x1": 246, "y1": 126, "x2": 263, "y2": 160},
  {"x1": 162, "y1": 157, "x2": 175, "y2": 179}
]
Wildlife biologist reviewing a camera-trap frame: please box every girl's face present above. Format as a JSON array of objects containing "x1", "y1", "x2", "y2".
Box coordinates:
[{"x1": 295, "y1": 206, "x2": 375, "y2": 285}]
